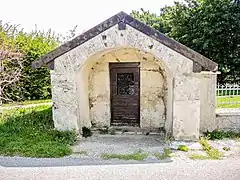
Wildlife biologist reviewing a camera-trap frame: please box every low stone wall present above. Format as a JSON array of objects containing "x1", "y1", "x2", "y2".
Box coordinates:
[{"x1": 216, "y1": 108, "x2": 240, "y2": 132}]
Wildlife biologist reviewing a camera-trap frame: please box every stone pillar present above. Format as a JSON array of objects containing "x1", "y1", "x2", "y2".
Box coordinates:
[
  {"x1": 50, "y1": 71, "x2": 80, "y2": 132},
  {"x1": 172, "y1": 73, "x2": 201, "y2": 140},
  {"x1": 200, "y1": 71, "x2": 219, "y2": 133}
]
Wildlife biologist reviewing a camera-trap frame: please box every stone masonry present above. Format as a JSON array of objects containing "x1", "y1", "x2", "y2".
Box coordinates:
[{"x1": 32, "y1": 12, "x2": 218, "y2": 140}]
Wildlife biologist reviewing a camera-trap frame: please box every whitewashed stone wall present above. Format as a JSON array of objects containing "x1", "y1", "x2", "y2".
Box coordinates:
[
  {"x1": 216, "y1": 109, "x2": 240, "y2": 132},
  {"x1": 200, "y1": 72, "x2": 218, "y2": 133},
  {"x1": 50, "y1": 24, "x2": 209, "y2": 140},
  {"x1": 172, "y1": 73, "x2": 201, "y2": 140},
  {"x1": 88, "y1": 48, "x2": 167, "y2": 129},
  {"x1": 51, "y1": 73, "x2": 80, "y2": 131}
]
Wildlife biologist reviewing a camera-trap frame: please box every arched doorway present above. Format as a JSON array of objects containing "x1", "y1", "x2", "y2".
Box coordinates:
[{"x1": 78, "y1": 47, "x2": 172, "y2": 132}]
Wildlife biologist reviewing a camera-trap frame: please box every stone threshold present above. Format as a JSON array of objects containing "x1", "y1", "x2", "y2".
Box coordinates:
[{"x1": 91, "y1": 126, "x2": 166, "y2": 136}]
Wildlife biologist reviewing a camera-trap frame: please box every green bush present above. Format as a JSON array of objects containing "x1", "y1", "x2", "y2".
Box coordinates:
[
  {"x1": 1, "y1": 21, "x2": 60, "y2": 102},
  {"x1": 203, "y1": 130, "x2": 240, "y2": 140}
]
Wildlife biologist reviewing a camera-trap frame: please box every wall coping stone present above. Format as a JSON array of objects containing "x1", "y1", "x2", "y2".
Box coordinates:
[{"x1": 216, "y1": 108, "x2": 240, "y2": 116}]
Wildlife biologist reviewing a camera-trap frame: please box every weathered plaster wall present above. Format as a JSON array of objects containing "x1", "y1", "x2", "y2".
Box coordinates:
[
  {"x1": 51, "y1": 73, "x2": 79, "y2": 131},
  {"x1": 216, "y1": 109, "x2": 240, "y2": 132},
  {"x1": 140, "y1": 60, "x2": 166, "y2": 128},
  {"x1": 172, "y1": 73, "x2": 201, "y2": 140},
  {"x1": 88, "y1": 48, "x2": 167, "y2": 128},
  {"x1": 51, "y1": 24, "x2": 203, "y2": 140},
  {"x1": 217, "y1": 115, "x2": 240, "y2": 132},
  {"x1": 200, "y1": 72, "x2": 218, "y2": 133}
]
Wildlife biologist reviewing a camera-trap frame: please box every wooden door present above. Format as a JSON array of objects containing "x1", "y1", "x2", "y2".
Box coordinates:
[{"x1": 109, "y1": 62, "x2": 140, "y2": 126}]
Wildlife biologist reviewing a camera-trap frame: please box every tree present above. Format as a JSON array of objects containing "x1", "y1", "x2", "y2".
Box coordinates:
[
  {"x1": 0, "y1": 22, "x2": 23, "y2": 111},
  {"x1": 0, "y1": 21, "x2": 60, "y2": 102},
  {"x1": 132, "y1": 0, "x2": 240, "y2": 84},
  {"x1": 13, "y1": 29, "x2": 60, "y2": 101},
  {"x1": 131, "y1": 9, "x2": 170, "y2": 34},
  {"x1": 0, "y1": 20, "x2": 81, "y2": 103}
]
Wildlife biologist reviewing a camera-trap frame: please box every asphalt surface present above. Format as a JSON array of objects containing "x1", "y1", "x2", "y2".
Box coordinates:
[
  {"x1": 1, "y1": 158, "x2": 240, "y2": 180},
  {"x1": 0, "y1": 156, "x2": 172, "y2": 167}
]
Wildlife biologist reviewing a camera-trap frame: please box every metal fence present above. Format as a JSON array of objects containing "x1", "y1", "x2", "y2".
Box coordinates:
[{"x1": 216, "y1": 83, "x2": 240, "y2": 108}]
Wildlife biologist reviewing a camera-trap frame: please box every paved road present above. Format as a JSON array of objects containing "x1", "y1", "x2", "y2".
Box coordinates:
[
  {"x1": 1, "y1": 158, "x2": 240, "y2": 180},
  {"x1": 0, "y1": 156, "x2": 171, "y2": 167}
]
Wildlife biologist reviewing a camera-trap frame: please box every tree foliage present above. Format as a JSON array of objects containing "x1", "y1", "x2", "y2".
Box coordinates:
[
  {"x1": 0, "y1": 24, "x2": 24, "y2": 110},
  {"x1": 132, "y1": 0, "x2": 240, "y2": 83},
  {"x1": 0, "y1": 21, "x2": 60, "y2": 101}
]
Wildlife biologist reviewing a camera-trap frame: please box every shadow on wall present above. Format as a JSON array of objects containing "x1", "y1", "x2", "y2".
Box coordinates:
[{"x1": 79, "y1": 47, "x2": 169, "y2": 130}]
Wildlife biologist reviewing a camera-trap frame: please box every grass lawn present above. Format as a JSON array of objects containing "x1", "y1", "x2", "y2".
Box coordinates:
[
  {"x1": 217, "y1": 95, "x2": 240, "y2": 108},
  {"x1": 0, "y1": 105, "x2": 77, "y2": 158},
  {"x1": 2, "y1": 96, "x2": 240, "y2": 109},
  {"x1": 3, "y1": 99, "x2": 52, "y2": 107}
]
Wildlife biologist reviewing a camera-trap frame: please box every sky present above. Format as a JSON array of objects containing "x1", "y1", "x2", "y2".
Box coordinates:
[{"x1": 0, "y1": 0, "x2": 177, "y2": 36}]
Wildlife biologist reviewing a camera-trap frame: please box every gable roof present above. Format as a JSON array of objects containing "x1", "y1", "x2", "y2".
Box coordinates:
[{"x1": 32, "y1": 11, "x2": 218, "y2": 72}]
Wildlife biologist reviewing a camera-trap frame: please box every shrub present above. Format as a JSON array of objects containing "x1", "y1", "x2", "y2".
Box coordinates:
[
  {"x1": 1, "y1": 21, "x2": 60, "y2": 102},
  {"x1": 204, "y1": 130, "x2": 240, "y2": 140}
]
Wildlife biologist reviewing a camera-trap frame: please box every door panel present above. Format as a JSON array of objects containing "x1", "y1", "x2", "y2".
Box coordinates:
[{"x1": 110, "y1": 63, "x2": 140, "y2": 126}]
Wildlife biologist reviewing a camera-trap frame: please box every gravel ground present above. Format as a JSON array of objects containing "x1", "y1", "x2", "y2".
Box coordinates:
[
  {"x1": 1, "y1": 135, "x2": 240, "y2": 180},
  {"x1": 0, "y1": 134, "x2": 239, "y2": 167},
  {"x1": 71, "y1": 134, "x2": 167, "y2": 159},
  {"x1": 70, "y1": 134, "x2": 240, "y2": 161}
]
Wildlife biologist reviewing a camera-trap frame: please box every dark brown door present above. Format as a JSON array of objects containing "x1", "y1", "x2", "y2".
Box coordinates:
[{"x1": 109, "y1": 62, "x2": 140, "y2": 126}]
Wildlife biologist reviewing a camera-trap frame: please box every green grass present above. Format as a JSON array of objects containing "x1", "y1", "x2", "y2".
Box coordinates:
[
  {"x1": 73, "y1": 150, "x2": 88, "y2": 155},
  {"x1": 197, "y1": 137, "x2": 224, "y2": 160},
  {"x1": 190, "y1": 137, "x2": 224, "y2": 160},
  {"x1": 217, "y1": 95, "x2": 240, "y2": 108},
  {"x1": 154, "y1": 148, "x2": 173, "y2": 160},
  {"x1": 206, "y1": 149, "x2": 224, "y2": 159},
  {"x1": 189, "y1": 154, "x2": 210, "y2": 160},
  {"x1": 101, "y1": 150, "x2": 148, "y2": 161},
  {"x1": 0, "y1": 105, "x2": 77, "y2": 158},
  {"x1": 177, "y1": 145, "x2": 189, "y2": 152},
  {"x1": 3, "y1": 99, "x2": 52, "y2": 107}
]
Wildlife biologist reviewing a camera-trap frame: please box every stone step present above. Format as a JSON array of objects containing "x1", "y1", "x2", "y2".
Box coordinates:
[{"x1": 91, "y1": 126, "x2": 166, "y2": 136}]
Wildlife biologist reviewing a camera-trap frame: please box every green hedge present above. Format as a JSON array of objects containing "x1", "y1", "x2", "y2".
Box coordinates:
[{"x1": 1, "y1": 22, "x2": 60, "y2": 102}]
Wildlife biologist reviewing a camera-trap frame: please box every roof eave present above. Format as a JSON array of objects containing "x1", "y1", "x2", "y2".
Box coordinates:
[{"x1": 32, "y1": 11, "x2": 218, "y2": 72}]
